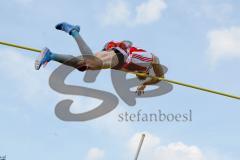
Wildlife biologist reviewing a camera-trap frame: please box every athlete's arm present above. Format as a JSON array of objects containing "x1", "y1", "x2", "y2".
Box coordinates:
[
  {"x1": 145, "y1": 57, "x2": 164, "y2": 85},
  {"x1": 136, "y1": 56, "x2": 164, "y2": 95}
]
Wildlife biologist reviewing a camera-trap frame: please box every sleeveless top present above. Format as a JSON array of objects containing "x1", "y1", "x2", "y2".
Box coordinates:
[{"x1": 123, "y1": 47, "x2": 154, "y2": 72}]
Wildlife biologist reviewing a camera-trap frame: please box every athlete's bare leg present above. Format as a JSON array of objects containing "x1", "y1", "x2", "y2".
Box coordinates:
[
  {"x1": 68, "y1": 29, "x2": 118, "y2": 70},
  {"x1": 35, "y1": 48, "x2": 120, "y2": 71},
  {"x1": 35, "y1": 23, "x2": 120, "y2": 71}
]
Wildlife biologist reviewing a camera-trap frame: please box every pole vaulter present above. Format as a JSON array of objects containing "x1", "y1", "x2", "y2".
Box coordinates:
[{"x1": 0, "y1": 22, "x2": 239, "y2": 100}]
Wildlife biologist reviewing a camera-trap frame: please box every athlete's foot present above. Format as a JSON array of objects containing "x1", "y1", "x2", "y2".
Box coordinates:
[
  {"x1": 35, "y1": 47, "x2": 52, "y2": 70},
  {"x1": 55, "y1": 22, "x2": 80, "y2": 35}
]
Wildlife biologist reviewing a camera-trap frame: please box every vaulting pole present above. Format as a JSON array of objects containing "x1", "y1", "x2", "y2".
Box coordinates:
[
  {"x1": 134, "y1": 134, "x2": 145, "y2": 160},
  {"x1": 0, "y1": 41, "x2": 239, "y2": 100}
]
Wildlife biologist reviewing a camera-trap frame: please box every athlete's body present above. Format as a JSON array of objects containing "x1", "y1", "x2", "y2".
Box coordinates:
[{"x1": 35, "y1": 22, "x2": 164, "y2": 95}]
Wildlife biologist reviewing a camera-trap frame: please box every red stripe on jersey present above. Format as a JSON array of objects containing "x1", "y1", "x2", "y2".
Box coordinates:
[
  {"x1": 131, "y1": 54, "x2": 153, "y2": 62},
  {"x1": 132, "y1": 54, "x2": 152, "y2": 60}
]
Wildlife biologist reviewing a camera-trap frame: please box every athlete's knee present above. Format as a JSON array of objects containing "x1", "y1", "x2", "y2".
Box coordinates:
[{"x1": 75, "y1": 58, "x2": 88, "y2": 71}]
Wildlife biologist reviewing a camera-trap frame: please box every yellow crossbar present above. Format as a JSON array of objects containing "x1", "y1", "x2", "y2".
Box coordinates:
[
  {"x1": 131, "y1": 72, "x2": 239, "y2": 100},
  {"x1": 0, "y1": 41, "x2": 239, "y2": 100},
  {"x1": 0, "y1": 41, "x2": 42, "y2": 53}
]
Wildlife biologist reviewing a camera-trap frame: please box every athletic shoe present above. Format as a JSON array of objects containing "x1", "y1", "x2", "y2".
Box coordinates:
[
  {"x1": 35, "y1": 47, "x2": 52, "y2": 70},
  {"x1": 55, "y1": 22, "x2": 80, "y2": 35}
]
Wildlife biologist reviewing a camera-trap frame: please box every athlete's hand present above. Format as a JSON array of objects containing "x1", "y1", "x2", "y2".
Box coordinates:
[{"x1": 136, "y1": 84, "x2": 146, "y2": 96}]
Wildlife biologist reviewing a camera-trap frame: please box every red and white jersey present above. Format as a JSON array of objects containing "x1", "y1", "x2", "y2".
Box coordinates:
[{"x1": 123, "y1": 47, "x2": 154, "y2": 72}]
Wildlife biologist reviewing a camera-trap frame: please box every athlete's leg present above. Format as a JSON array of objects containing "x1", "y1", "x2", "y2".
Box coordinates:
[
  {"x1": 50, "y1": 51, "x2": 118, "y2": 70},
  {"x1": 36, "y1": 23, "x2": 122, "y2": 71},
  {"x1": 55, "y1": 23, "x2": 101, "y2": 66},
  {"x1": 70, "y1": 31, "x2": 120, "y2": 69},
  {"x1": 55, "y1": 22, "x2": 120, "y2": 69},
  {"x1": 35, "y1": 47, "x2": 118, "y2": 71},
  {"x1": 55, "y1": 22, "x2": 92, "y2": 56},
  {"x1": 51, "y1": 53, "x2": 85, "y2": 69},
  {"x1": 70, "y1": 30, "x2": 104, "y2": 68},
  {"x1": 71, "y1": 30, "x2": 93, "y2": 56},
  {"x1": 35, "y1": 48, "x2": 87, "y2": 71}
]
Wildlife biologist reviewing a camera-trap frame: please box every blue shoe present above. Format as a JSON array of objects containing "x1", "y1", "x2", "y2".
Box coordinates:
[
  {"x1": 35, "y1": 47, "x2": 52, "y2": 70},
  {"x1": 55, "y1": 22, "x2": 80, "y2": 35}
]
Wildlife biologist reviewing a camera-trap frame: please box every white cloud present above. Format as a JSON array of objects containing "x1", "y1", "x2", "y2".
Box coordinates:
[
  {"x1": 135, "y1": 0, "x2": 167, "y2": 25},
  {"x1": 100, "y1": 0, "x2": 167, "y2": 27},
  {"x1": 128, "y1": 132, "x2": 204, "y2": 160},
  {"x1": 86, "y1": 148, "x2": 105, "y2": 160},
  {"x1": 207, "y1": 26, "x2": 240, "y2": 63},
  {"x1": 101, "y1": 1, "x2": 131, "y2": 26}
]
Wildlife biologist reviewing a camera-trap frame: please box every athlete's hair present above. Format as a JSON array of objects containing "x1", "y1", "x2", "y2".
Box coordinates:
[{"x1": 121, "y1": 40, "x2": 133, "y2": 48}]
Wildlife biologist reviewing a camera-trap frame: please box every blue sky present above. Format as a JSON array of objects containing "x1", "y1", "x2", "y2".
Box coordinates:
[{"x1": 0, "y1": 0, "x2": 240, "y2": 160}]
